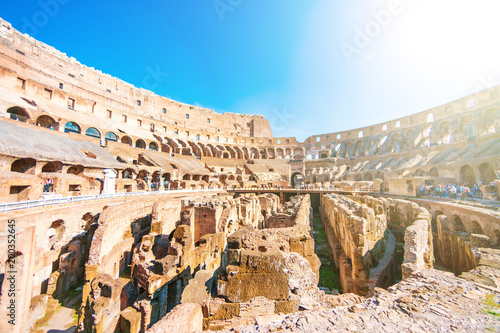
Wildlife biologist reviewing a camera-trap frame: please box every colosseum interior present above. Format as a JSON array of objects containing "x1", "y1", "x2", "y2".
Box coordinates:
[{"x1": 0, "y1": 17, "x2": 499, "y2": 333}]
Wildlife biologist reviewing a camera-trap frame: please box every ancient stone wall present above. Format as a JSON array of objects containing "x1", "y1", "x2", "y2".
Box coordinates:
[
  {"x1": 412, "y1": 198, "x2": 500, "y2": 246},
  {"x1": 383, "y1": 198, "x2": 434, "y2": 279},
  {"x1": 434, "y1": 214, "x2": 478, "y2": 275},
  {"x1": 320, "y1": 194, "x2": 395, "y2": 295},
  {"x1": 80, "y1": 193, "x2": 269, "y2": 332},
  {"x1": 214, "y1": 195, "x2": 325, "y2": 329}
]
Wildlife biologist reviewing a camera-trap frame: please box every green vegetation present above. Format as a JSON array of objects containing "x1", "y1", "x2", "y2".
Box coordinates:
[
  {"x1": 319, "y1": 265, "x2": 341, "y2": 291},
  {"x1": 483, "y1": 294, "x2": 500, "y2": 317},
  {"x1": 312, "y1": 216, "x2": 342, "y2": 292}
]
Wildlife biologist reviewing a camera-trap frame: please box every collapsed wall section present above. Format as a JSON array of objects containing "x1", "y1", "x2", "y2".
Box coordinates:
[
  {"x1": 383, "y1": 198, "x2": 434, "y2": 279},
  {"x1": 80, "y1": 193, "x2": 275, "y2": 333},
  {"x1": 210, "y1": 195, "x2": 326, "y2": 329}
]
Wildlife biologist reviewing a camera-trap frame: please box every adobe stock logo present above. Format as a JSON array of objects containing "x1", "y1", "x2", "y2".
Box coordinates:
[
  {"x1": 21, "y1": 0, "x2": 70, "y2": 37},
  {"x1": 340, "y1": 0, "x2": 404, "y2": 63},
  {"x1": 475, "y1": 74, "x2": 499, "y2": 93},
  {"x1": 142, "y1": 65, "x2": 169, "y2": 91},
  {"x1": 213, "y1": 0, "x2": 243, "y2": 21},
  {"x1": 267, "y1": 106, "x2": 295, "y2": 134}
]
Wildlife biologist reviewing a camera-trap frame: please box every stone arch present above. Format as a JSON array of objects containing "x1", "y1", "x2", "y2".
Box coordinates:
[
  {"x1": 431, "y1": 210, "x2": 445, "y2": 233},
  {"x1": 479, "y1": 162, "x2": 497, "y2": 184},
  {"x1": 276, "y1": 148, "x2": 284, "y2": 159},
  {"x1": 396, "y1": 135, "x2": 408, "y2": 152},
  {"x1": 149, "y1": 142, "x2": 159, "y2": 151},
  {"x1": 136, "y1": 139, "x2": 146, "y2": 149},
  {"x1": 122, "y1": 168, "x2": 135, "y2": 179},
  {"x1": 206, "y1": 144, "x2": 215, "y2": 156},
  {"x1": 293, "y1": 148, "x2": 304, "y2": 159},
  {"x1": 291, "y1": 172, "x2": 304, "y2": 187},
  {"x1": 250, "y1": 148, "x2": 258, "y2": 159},
  {"x1": 460, "y1": 165, "x2": 476, "y2": 185},
  {"x1": 415, "y1": 125, "x2": 432, "y2": 147},
  {"x1": 438, "y1": 121, "x2": 451, "y2": 144},
  {"x1": 163, "y1": 173, "x2": 171, "y2": 182},
  {"x1": 470, "y1": 221, "x2": 483, "y2": 235},
  {"x1": 152, "y1": 171, "x2": 162, "y2": 184},
  {"x1": 225, "y1": 146, "x2": 236, "y2": 159},
  {"x1": 105, "y1": 131, "x2": 118, "y2": 142},
  {"x1": 121, "y1": 136, "x2": 132, "y2": 146},
  {"x1": 86, "y1": 127, "x2": 101, "y2": 139},
  {"x1": 452, "y1": 215, "x2": 465, "y2": 232},
  {"x1": 428, "y1": 167, "x2": 439, "y2": 177},
  {"x1": 482, "y1": 108, "x2": 499, "y2": 134},
  {"x1": 354, "y1": 140, "x2": 364, "y2": 156},
  {"x1": 222, "y1": 152, "x2": 229, "y2": 159},
  {"x1": 458, "y1": 114, "x2": 475, "y2": 140},
  {"x1": 364, "y1": 173, "x2": 373, "y2": 181},
  {"x1": 414, "y1": 169, "x2": 425, "y2": 177},
  {"x1": 67, "y1": 165, "x2": 84, "y2": 176},
  {"x1": 48, "y1": 219, "x2": 65, "y2": 248},
  {"x1": 42, "y1": 161, "x2": 63, "y2": 173},
  {"x1": 36, "y1": 115, "x2": 58, "y2": 129},
  {"x1": 64, "y1": 121, "x2": 81, "y2": 134},
  {"x1": 234, "y1": 147, "x2": 244, "y2": 159},
  {"x1": 11, "y1": 158, "x2": 36, "y2": 174},
  {"x1": 137, "y1": 170, "x2": 149, "y2": 180},
  {"x1": 341, "y1": 142, "x2": 353, "y2": 158},
  {"x1": 7, "y1": 106, "x2": 30, "y2": 122},
  {"x1": 219, "y1": 175, "x2": 227, "y2": 183},
  {"x1": 242, "y1": 147, "x2": 249, "y2": 160},
  {"x1": 183, "y1": 174, "x2": 191, "y2": 181},
  {"x1": 267, "y1": 148, "x2": 276, "y2": 159}
]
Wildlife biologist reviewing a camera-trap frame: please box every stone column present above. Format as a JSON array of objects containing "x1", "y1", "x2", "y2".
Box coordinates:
[{"x1": 102, "y1": 169, "x2": 117, "y2": 194}]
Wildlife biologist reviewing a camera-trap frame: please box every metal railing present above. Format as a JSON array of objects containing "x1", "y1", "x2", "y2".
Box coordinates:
[{"x1": 0, "y1": 189, "x2": 223, "y2": 213}]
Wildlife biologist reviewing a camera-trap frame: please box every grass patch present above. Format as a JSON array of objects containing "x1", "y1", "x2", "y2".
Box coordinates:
[
  {"x1": 319, "y1": 265, "x2": 341, "y2": 291},
  {"x1": 483, "y1": 294, "x2": 500, "y2": 317},
  {"x1": 312, "y1": 216, "x2": 341, "y2": 292}
]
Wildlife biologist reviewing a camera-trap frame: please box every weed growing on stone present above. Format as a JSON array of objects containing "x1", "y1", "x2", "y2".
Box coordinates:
[{"x1": 483, "y1": 294, "x2": 500, "y2": 317}]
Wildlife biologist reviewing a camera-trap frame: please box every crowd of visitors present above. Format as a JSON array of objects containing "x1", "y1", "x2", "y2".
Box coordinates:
[{"x1": 418, "y1": 181, "x2": 499, "y2": 200}]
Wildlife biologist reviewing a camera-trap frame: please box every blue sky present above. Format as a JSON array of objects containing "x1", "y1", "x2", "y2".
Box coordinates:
[{"x1": 2, "y1": 0, "x2": 500, "y2": 141}]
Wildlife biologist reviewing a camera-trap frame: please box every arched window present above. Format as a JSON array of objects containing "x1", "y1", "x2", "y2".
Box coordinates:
[
  {"x1": 11, "y1": 158, "x2": 36, "y2": 174},
  {"x1": 36, "y1": 115, "x2": 57, "y2": 129},
  {"x1": 136, "y1": 139, "x2": 146, "y2": 149},
  {"x1": 7, "y1": 106, "x2": 30, "y2": 122},
  {"x1": 85, "y1": 127, "x2": 101, "y2": 138},
  {"x1": 149, "y1": 142, "x2": 158, "y2": 151},
  {"x1": 64, "y1": 122, "x2": 81, "y2": 134},
  {"x1": 105, "y1": 132, "x2": 118, "y2": 142},
  {"x1": 121, "y1": 136, "x2": 132, "y2": 146}
]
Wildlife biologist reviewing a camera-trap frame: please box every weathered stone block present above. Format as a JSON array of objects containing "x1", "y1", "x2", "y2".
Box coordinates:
[
  {"x1": 470, "y1": 234, "x2": 490, "y2": 248},
  {"x1": 274, "y1": 299, "x2": 300, "y2": 314},
  {"x1": 211, "y1": 303, "x2": 240, "y2": 320},
  {"x1": 120, "y1": 307, "x2": 142, "y2": 333},
  {"x1": 147, "y1": 303, "x2": 203, "y2": 333}
]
